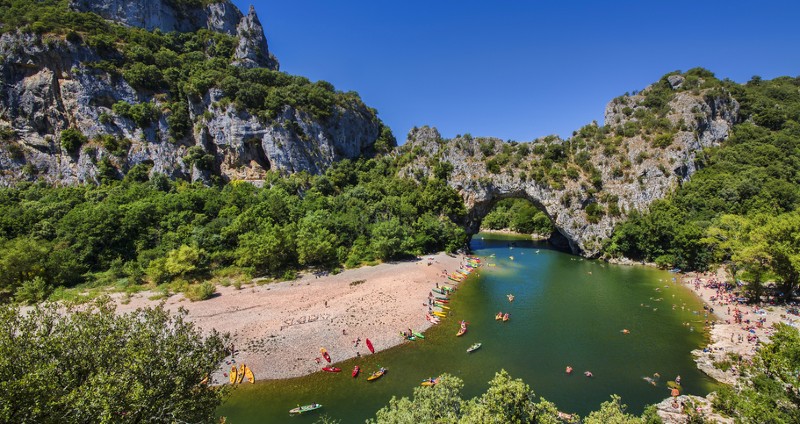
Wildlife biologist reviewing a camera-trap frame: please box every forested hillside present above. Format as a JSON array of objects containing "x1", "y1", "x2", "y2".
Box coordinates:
[
  {"x1": 605, "y1": 75, "x2": 800, "y2": 298},
  {"x1": 0, "y1": 158, "x2": 466, "y2": 302},
  {"x1": 0, "y1": 0, "x2": 394, "y2": 185}
]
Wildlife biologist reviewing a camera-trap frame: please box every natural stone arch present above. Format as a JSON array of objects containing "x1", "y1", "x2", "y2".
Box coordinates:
[
  {"x1": 460, "y1": 190, "x2": 575, "y2": 252},
  {"x1": 400, "y1": 82, "x2": 739, "y2": 257}
]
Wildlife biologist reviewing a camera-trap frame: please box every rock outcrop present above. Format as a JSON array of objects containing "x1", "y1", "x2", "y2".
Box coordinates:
[
  {"x1": 0, "y1": 2, "x2": 385, "y2": 186},
  {"x1": 401, "y1": 79, "x2": 739, "y2": 256},
  {"x1": 69, "y1": 0, "x2": 278, "y2": 70}
]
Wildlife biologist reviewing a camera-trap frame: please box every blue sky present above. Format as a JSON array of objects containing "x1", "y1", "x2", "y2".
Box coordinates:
[{"x1": 233, "y1": 0, "x2": 800, "y2": 143}]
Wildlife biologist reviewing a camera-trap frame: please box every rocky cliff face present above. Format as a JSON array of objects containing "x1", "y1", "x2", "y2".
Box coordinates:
[
  {"x1": 0, "y1": 1, "x2": 384, "y2": 186},
  {"x1": 69, "y1": 0, "x2": 278, "y2": 69},
  {"x1": 401, "y1": 79, "x2": 739, "y2": 256}
]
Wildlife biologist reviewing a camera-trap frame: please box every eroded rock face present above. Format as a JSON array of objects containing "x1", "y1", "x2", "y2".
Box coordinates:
[
  {"x1": 402, "y1": 85, "x2": 739, "y2": 257},
  {"x1": 0, "y1": 3, "x2": 381, "y2": 186},
  {"x1": 68, "y1": 0, "x2": 278, "y2": 70}
]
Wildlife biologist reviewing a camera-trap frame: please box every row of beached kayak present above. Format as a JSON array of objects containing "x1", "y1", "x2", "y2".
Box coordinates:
[
  {"x1": 228, "y1": 364, "x2": 255, "y2": 384},
  {"x1": 294, "y1": 256, "x2": 483, "y2": 416}
]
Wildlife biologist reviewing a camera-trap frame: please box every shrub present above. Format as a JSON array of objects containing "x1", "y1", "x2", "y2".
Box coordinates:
[
  {"x1": 585, "y1": 202, "x2": 605, "y2": 223},
  {"x1": 653, "y1": 133, "x2": 674, "y2": 148},
  {"x1": 60, "y1": 128, "x2": 87, "y2": 153},
  {"x1": 14, "y1": 276, "x2": 52, "y2": 304},
  {"x1": 185, "y1": 281, "x2": 216, "y2": 302}
]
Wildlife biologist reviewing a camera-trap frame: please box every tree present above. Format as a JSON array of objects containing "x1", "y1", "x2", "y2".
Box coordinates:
[
  {"x1": 296, "y1": 212, "x2": 337, "y2": 267},
  {"x1": 0, "y1": 237, "x2": 50, "y2": 296},
  {"x1": 370, "y1": 218, "x2": 411, "y2": 261},
  {"x1": 584, "y1": 395, "x2": 643, "y2": 424},
  {"x1": 368, "y1": 374, "x2": 465, "y2": 424},
  {"x1": 460, "y1": 370, "x2": 560, "y2": 424},
  {"x1": 0, "y1": 298, "x2": 229, "y2": 423},
  {"x1": 235, "y1": 224, "x2": 295, "y2": 276},
  {"x1": 753, "y1": 212, "x2": 800, "y2": 300},
  {"x1": 712, "y1": 324, "x2": 800, "y2": 422},
  {"x1": 369, "y1": 372, "x2": 563, "y2": 424}
]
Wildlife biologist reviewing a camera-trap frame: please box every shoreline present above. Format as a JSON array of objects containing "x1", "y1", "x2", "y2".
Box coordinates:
[
  {"x1": 113, "y1": 252, "x2": 467, "y2": 384},
  {"x1": 676, "y1": 269, "x2": 792, "y2": 385},
  {"x1": 477, "y1": 228, "x2": 550, "y2": 240},
  {"x1": 607, "y1": 258, "x2": 793, "y2": 383}
]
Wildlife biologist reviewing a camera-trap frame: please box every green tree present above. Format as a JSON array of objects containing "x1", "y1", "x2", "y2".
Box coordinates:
[
  {"x1": 584, "y1": 395, "x2": 643, "y2": 424},
  {"x1": 370, "y1": 218, "x2": 411, "y2": 260},
  {"x1": 235, "y1": 224, "x2": 295, "y2": 276},
  {"x1": 753, "y1": 212, "x2": 800, "y2": 300},
  {"x1": 713, "y1": 324, "x2": 800, "y2": 422},
  {"x1": 461, "y1": 370, "x2": 561, "y2": 424},
  {"x1": 369, "y1": 374, "x2": 465, "y2": 424},
  {"x1": 296, "y1": 212, "x2": 337, "y2": 267},
  {"x1": 0, "y1": 237, "x2": 50, "y2": 296},
  {"x1": 0, "y1": 298, "x2": 229, "y2": 423}
]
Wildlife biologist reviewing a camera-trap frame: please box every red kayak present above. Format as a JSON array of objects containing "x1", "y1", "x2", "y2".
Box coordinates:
[
  {"x1": 320, "y1": 347, "x2": 331, "y2": 363},
  {"x1": 366, "y1": 338, "x2": 375, "y2": 354},
  {"x1": 322, "y1": 366, "x2": 341, "y2": 373},
  {"x1": 352, "y1": 365, "x2": 360, "y2": 378}
]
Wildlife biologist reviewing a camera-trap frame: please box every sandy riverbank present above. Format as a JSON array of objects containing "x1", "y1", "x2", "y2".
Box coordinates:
[
  {"x1": 114, "y1": 252, "x2": 466, "y2": 384},
  {"x1": 677, "y1": 268, "x2": 796, "y2": 385}
]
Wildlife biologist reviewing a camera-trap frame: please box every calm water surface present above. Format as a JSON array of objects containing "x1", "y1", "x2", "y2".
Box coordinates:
[{"x1": 218, "y1": 233, "x2": 718, "y2": 423}]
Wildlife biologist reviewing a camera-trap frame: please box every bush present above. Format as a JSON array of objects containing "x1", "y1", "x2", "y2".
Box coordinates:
[
  {"x1": 185, "y1": 281, "x2": 216, "y2": 302},
  {"x1": 654, "y1": 254, "x2": 676, "y2": 269},
  {"x1": 652, "y1": 132, "x2": 674, "y2": 148},
  {"x1": 14, "y1": 277, "x2": 52, "y2": 304},
  {"x1": 60, "y1": 128, "x2": 87, "y2": 153}
]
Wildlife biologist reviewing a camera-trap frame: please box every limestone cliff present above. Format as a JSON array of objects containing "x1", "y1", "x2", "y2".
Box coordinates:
[
  {"x1": 0, "y1": 1, "x2": 385, "y2": 185},
  {"x1": 401, "y1": 74, "x2": 739, "y2": 256}
]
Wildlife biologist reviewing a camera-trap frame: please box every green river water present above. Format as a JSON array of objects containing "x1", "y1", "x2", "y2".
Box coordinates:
[{"x1": 218, "y1": 233, "x2": 718, "y2": 423}]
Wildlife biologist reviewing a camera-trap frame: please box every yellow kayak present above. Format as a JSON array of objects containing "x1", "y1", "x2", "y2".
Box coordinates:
[
  {"x1": 433, "y1": 311, "x2": 447, "y2": 317},
  {"x1": 244, "y1": 364, "x2": 255, "y2": 383},
  {"x1": 229, "y1": 365, "x2": 237, "y2": 384},
  {"x1": 238, "y1": 364, "x2": 245, "y2": 384}
]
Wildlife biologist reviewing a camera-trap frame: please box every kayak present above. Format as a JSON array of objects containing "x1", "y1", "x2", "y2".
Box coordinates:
[
  {"x1": 244, "y1": 364, "x2": 255, "y2": 383},
  {"x1": 502, "y1": 313, "x2": 509, "y2": 322},
  {"x1": 434, "y1": 304, "x2": 450, "y2": 310},
  {"x1": 352, "y1": 365, "x2": 360, "y2": 378},
  {"x1": 433, "y1": 311, "x2": 447, "y2": 317},
  {"x1": 435, "y1": 299, "x2": 449, "y2": 304},
  {"x1": 413, "y1": 332, "x2": 425, "y2": 339},
  {"x1": 367, "y1": 367, "x2": 387, "y2": 381},
  {"x1": 229, "y1": 365, "x2": 237, "y2": 384},
  {"x1": 366, "y1": 338, "x2": 375, "y2": 354},
  {"x1": 467, "y1": 343, "x2": 482, "y2": 353},
  {"x1": 322, "y1": 366, "x2": 341, "y2": 373},
  {"x1": 435, "y1": 296, "x2": 449, "y2": 301},
  {"x1": 289, "y1": 403, "x2": 323, "y2": 415},
  {"x1": 400, "y1": 331, "x2": 416, "y2": 341},
  {"x1": 320, "y1": 347, "x2": 331, "y2": 363},
  {"x1": 237, "y1": 364, "x2": 245, "y2": 384},
  {"x1": 495, "y1": 312, "x2": 503, "y2": 320},
  {"x1": 421, "y1": 377, "x2": 440, "y2": 386},
  {"x1": 432, "y1": 288, "x2": 446, "y2": 295},
  {"x1": 456, "y1": 327, "x2": 467, "y2": 337}
]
